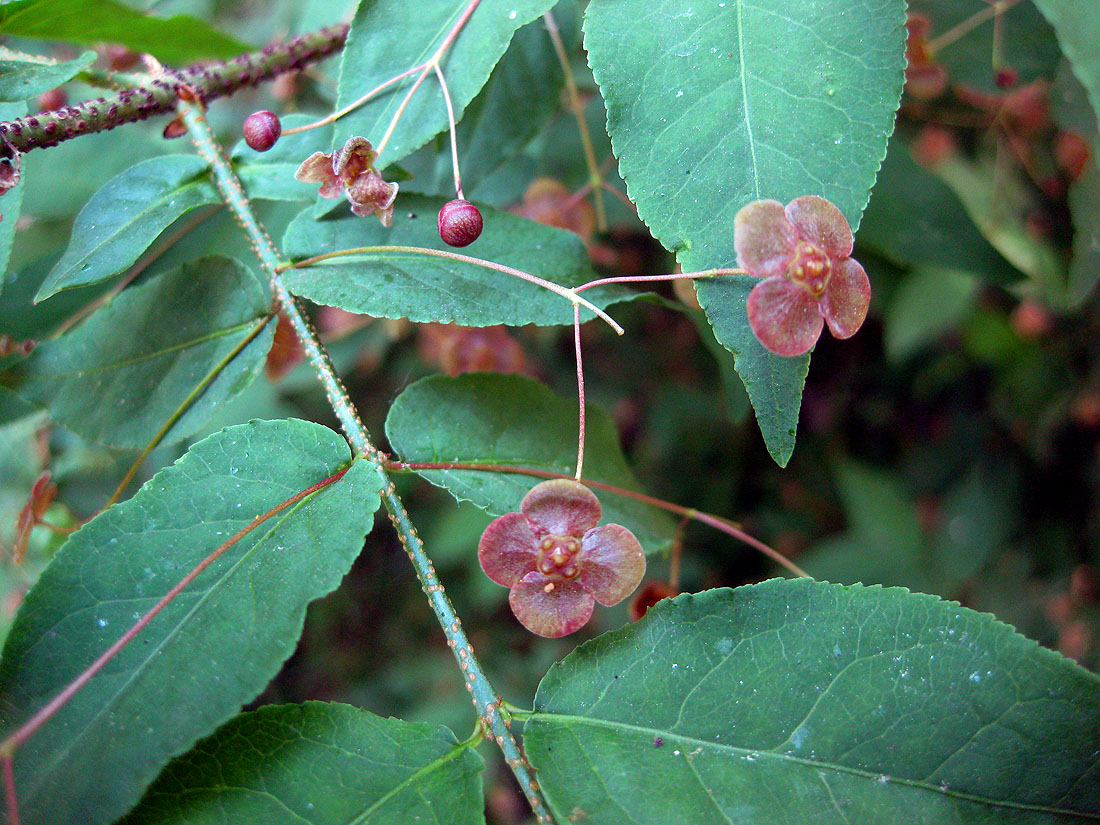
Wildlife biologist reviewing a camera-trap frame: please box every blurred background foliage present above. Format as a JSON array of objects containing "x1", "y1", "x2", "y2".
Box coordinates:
[{"x1": 1, "y1": 0, "x2": 1099, "y2": 820}]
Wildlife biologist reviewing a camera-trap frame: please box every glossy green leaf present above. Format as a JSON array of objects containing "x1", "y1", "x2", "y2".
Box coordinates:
[
  {"x1": 37, "y1": 154, "x2": 219, "y2": 300},
  {"x1": 911, "y1": 0, "x2": 1061, "y2": 93},
  {"x1": 282, "y1": 194, "x2": 633, "y2": 326},
  {"x1": 584, "y1": 0, "x2": 906, "y2": 466},
  {"x1": 0, "y1": 0, "x2": 249, "y2": 64},
  {"x1": 122, "y1": 702, "x2": 485, "y2": 825},
  {"x1": 0, "y1": 50, "x2": 94, "y2": 102},
  {"x1": 15, "y1": 256, "x2": 274, "y2": 448},
  {"x1": 861, "y1": 138, "x2": 1021, "y2": 285},
  {"x1": 334, "y1": 0, "x2": 555, "y2": 170},
  {"x1": 385, "y1": 373, "x2": 675, "y2": 552},
  {"x1": 0, "y1": 420, "x2": 378, "y2": 825},
  {"x1": 526, "y1": 580, "x2": 1100, "y2": 824},
  {"x1": 232, "y1": 114, "x2": 334, "y2": 202}
]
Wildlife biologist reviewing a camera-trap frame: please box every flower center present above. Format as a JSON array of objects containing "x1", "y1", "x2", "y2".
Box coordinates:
[
  {"x1": 788, "y1": 241, "x2": 832, "y2": 296},
  {"x1": 536, "y1": 535, "x2": 581, "y2": 579}
]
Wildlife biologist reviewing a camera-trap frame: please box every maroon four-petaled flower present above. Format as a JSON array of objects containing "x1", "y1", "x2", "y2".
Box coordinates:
[
  {"x1": 294, "y1": 136, "x2": 398, "y2": 226},
  {"x1": 478, "y1": 479, "x2": 646, "y2": 637},
  {"x1": 736, "y1": 195, "x2": 871, "y2": 357}
]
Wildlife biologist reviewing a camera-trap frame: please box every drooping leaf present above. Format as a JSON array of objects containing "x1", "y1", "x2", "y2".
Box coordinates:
[
  {"x1": 526, "y1": 580, "x2": 1100, "y2": 824},
  {"x1": 122, "y1": 702, "x2": 485, "y2": 825},
  {"x1": 36, "y1": 154, "x2": 219, "y2": 300},
  {"x1": 584, "y1": 0, "x2": 906, "y2": 465},
  {"x1": 282, "y1": 194, "x2": 633, "y2": 326},
  {"x1": 231, "y1": 114, "x2": 334, "y2": 203},
  {"x1": 14, "y1": 256, "x2": 274, "y2": 448},
  {"x1": 0, "y1": 50, "x2": 95, "y2": 102},
  {"x1": 0, "y1": 0, "x2": 249, "y2": 64},
  {"x1": 0, "y1": 419, "x2": 378, "y2": 825},
  {"x1": 861, "y1": 138, "x2": 1022, "y2": 285},
  {"x1": 911, "y1": 0, "x2": 1061, "y2": 93},
  {"x1": 385, "y1": 373, "x2": 675, "y2": 552},
  {"x1": 334, "y1": 0, "x2": 556, "y2": 171}
]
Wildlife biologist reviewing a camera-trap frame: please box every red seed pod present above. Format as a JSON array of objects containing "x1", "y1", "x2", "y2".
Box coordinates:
[
  {"x1": 438, "y1": 199, "x2": 483, "y2": 247},
  {"x1": 242, "y1": 110, "x2": 281, "y2": 152}
]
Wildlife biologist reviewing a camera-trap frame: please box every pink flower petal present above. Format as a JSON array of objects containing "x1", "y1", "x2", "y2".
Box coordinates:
[
  {"x1": 734, "y1": 199, "x2": 798, "y2": 279},
  {"x1": 509, "y1": 573, "x2": 595, "y2": 637},
  {"x1": 746, "y1": 277, "x2": 824, "y2": 357},
  {"x1": 521, "y1": 479, "x2": 601, "y2": 537},
  {"x1": 477, "y1": 512, "x2": 538, "y2": 586},
  {"x1": 820, "y1": 257, "x2": 871, "y2": 339},
  {"x1": 294, "y1": 152, "x2": 342, "y2": 199},
  {"x1": 578, "y1": 524, "x2": 646, "y2": 606},
  {"x1": 785, "y1": 196, "x2": 853, "y2": 259}
]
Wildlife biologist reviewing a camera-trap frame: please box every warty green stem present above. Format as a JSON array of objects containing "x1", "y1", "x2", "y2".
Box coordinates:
[{"x1": 179, "y1": 99, "x2": 556, "y2": 825}]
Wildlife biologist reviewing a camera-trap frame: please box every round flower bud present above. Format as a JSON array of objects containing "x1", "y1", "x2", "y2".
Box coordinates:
[
  {"x1": 242, "y1": 110, "x2": 281, "y2": 152},
  {"x1": 438, "y1": 199, "x2": 483, "y2": 247}
]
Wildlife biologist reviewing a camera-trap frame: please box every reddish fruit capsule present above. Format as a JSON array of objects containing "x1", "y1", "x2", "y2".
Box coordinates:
[
  {"x1": 242, "y1": 110, "x2": 281, "y2": 152},
  {"x1": 438, "y1": 199, "x2": 483, "y2": 247}
]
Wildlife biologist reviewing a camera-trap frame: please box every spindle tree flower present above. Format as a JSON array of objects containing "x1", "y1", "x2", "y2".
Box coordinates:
[
  {"x1": 736, "y1": 195, "x2": 871, "y2": 357},
  {"x1": 294, "y1": 136, "x2": 398, "y2": 226},
  {"x1": 478, "y1": 479, "x2": 646, "y2": 637}
]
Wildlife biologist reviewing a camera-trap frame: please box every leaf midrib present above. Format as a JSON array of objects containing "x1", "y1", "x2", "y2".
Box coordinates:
[
  {"x1": 528, "y1": 713, "x2": 1100, "y2": 819},
  {"x1": 37, "y1": 316, "x2": 260, "y2": 377},
  {"x1": 48, "y1": 173, "x2": 217, "y2": 288},
  {"x1": 21, "y1": 481, "x2": 329, "y2": 807}
]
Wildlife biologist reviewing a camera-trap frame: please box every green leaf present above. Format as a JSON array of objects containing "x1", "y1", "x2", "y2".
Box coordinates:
[
  {"x1": 14, "y1": 256, "x2": 274, "y2": 448},
  {"x1": 1066, "y1": 160, "x2": 1100, "y2": 305},
  {"x1": 930, "y1": 155, "x2": 1066, "y2": 300},
  {"x1": 799, "y1": 462, "x2": 926, "y2": 590},
  {"x1": 334, "y1": 0, "x2": 556, "y2": 169},
  {"x1": 282, "y1": 194, "x2": 633, "y2": 326},
  {"x1": 861, "y1": 138, "x2": 1022, "y2": 286},
  {"x1": 525, "y1": 580, "x2": 1100, "y2": 824},
  {"x1": 691, "y1": 276, "x2": 808, "y2": 466},
  {"x1": 911, "y1": 0, "x2": 1061, "y2": 93},
  {"x1": 0, "y1": 102, "x2": 26, "y2": 296},
  {"x1": 0, "y1": 419, "x2": 379, "y2": 825},
  {"x1": 0, "y1": 0, "x2": 250, "y2": 64},
  {"x1": 122, "y1": 702, "x2": 485, "y2": 825},
  {"x1": 584, "y1": 0, "x2": 906, "y2": 466},
  {"x1": 400, "y1": 8, "x2": 569, "y2": 199},
  {"x1": 231, "y1": 114, "x2": 334, "y2": 202},
  {"x1": 385, "y1": 373, "x2": 676, "y2": 552},
  {"x1": 36, "y1": 155, "x2": 220, "y2": 300},
  {"x1": 884, "y1": 265, "x2": 979, "y2": 361},
  {"x1": 0, "y1": 50, "x2": 95, "y2": 102}
]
